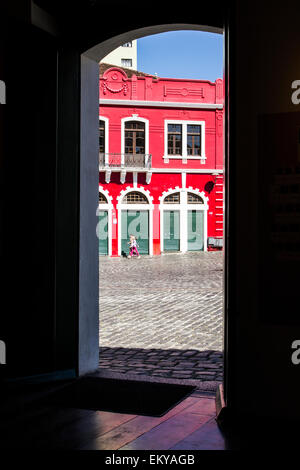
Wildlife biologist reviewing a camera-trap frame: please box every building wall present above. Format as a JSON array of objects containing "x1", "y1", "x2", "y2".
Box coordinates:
[
  {"x1": 99, "y1": 172, "x2": 223, "y2": 255},
  {"x1": 99, "y1": 105, "x2": 222, "y2": 169},
  {"x1": 101, "y1": 40, "x2": 137, "y2": 69},
  {"x1": 99, "y1": 66, "x2": 224, "y2": 256}
]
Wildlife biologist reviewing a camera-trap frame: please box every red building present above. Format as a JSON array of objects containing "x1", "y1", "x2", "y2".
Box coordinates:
[{"x1": 98, "y1": 64, "x2": 224, "y2": 257}]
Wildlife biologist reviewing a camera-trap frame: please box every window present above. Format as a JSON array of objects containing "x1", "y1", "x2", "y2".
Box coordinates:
[
  {"x1": 164, "y1": 192, "x2": 180, "y2": 204},
  {"x1": 99, "y1": 120, "x2": 105, "y2": 153},
  {"x1": 125, "y1": 121, "x2": 145, "y2": 154},
  {"x1": 123, "y1": 192, "x2": 148, "y2": 204},
  {"x1": 187, "y1": 125, "x2": 201, "y2": 156},
  {"x1": 121, "y1": 58, "x2": 132, "y2": 67},
  {"x1": 121, "y1": 117, "x2": 149, "y2": 159},
  {"x1": 164, "y1": 120, "x2": 205, "y2": 160},
  {"x1": 99, "y1": 193, "x2": 108, "y2": 204},
  {"x1": 122, "y1": 42, "x2": 132, "y2": 47},
  {"x1": 167, "y1": 124, "x2": 182, "y2": 155},
  {"x1": 188, "y1": 192, "x2": 204, "y2": 204}
]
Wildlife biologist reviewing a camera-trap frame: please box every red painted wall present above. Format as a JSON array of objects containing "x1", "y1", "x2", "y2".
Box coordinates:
[{"x1": 99, "y1": 67, "x2": 224, "y2": 256}]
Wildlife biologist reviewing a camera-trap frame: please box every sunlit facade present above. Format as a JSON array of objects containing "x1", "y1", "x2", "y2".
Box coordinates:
[{"x1": 98, "y1": 65, "x2": 224, "y2": 256}]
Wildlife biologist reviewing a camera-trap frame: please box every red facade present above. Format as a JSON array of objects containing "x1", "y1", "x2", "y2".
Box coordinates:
[{"x1": 98, "y1": 65, "x2": 224, "y2": 257}]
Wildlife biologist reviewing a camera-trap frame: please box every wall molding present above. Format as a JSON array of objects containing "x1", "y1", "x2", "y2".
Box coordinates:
[{"x1": 100, "y1": 99, "x2": 223, "y2": 110}]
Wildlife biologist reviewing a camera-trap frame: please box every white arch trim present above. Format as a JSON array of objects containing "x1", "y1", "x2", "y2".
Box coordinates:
[
  {"x1": 85, "y1": 24, "x2": 223, "y2": 62},
  {"x1": 99, "y1": 116, "x2": 109, "y2": 158},
  {"x1": 120, "y1": 116, "x2": 149, "y2": 166},
  {"x1": 97, "y1": 185, "x2": 113, "y2": 256},
  {"x1": 117, "y1": 185, "x2": 154, "y2": 206},
  {"x1": 159, "y1": 186, "x2": 209, "y2": 253},
  {"x1": 186, "y1": 187, "x2": 209, "y2": 209},
  {"x1": 159, "y1": 186, "x2": 209, "y2": 207},
  {"x1": 98, "y1": 185, "x2": 113, "y2": 205},
  {"x1": 116, "y1": 186, "x2": 154, "y2": 257}
]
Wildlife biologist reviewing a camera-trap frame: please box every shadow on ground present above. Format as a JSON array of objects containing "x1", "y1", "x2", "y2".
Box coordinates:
[{"x1": 99, "y1": 346, "x2": 223, "y2": 383}]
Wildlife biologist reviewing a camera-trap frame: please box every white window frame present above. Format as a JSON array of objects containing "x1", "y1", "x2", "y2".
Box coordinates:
[
  {"x1": 164, "y1": 119, "x2": 206, "y2": 163},
  {"x1": 116, "y1": 186, "x2": 154, "y2": 257},
  {"x1": 159, "y1": 187, "x2": 209, "y2": 253},
  {"x1": 99, "y1": 116, "x2": 109, "y2": 165},
  {"x1": 121, "y1": 58, "x2": 132, "y2": 67},
  {"x1": 96, "y1": 186, "x2": 113, "y2": 257},
  {"x1": 121, "y1": 116, "x2": 149, "y2": 166}
]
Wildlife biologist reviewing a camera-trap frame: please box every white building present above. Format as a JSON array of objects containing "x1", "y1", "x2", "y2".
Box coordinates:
[{"x1": 101, "y1": 40, "x2": 137, "y2": 69}]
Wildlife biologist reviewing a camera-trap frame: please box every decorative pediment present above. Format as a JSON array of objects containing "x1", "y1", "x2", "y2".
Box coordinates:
[{"x1": 102, "y1": 67, "x2": 129, "y2": 96}]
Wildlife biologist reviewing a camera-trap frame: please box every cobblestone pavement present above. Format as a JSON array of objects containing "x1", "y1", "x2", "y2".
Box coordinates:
[{"x1": 99, "y1": 251, "x2": 224, "y2": 389}]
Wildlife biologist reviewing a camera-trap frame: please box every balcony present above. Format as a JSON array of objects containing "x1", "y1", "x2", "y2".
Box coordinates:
[
  {"x1": 99, "y1": 153, "x2": 152, "y2": 184},
  {"x1": 99, "y1": 153, "x2": 151, "y2": 169}
]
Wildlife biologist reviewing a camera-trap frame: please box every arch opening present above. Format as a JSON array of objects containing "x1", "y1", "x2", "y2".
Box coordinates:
[{"x1": 79, "y1": 23, "x2": 225, "y2": 399}]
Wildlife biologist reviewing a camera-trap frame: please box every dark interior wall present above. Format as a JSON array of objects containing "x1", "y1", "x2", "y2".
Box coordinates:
[
  {"x1": 0, "y1": 15, "x2": 58, "y2": 377},
  {"x1": 33, "y1": 0, "x2": 225, "y2": 54},
  {"x1": 228, "y1": 0, "x2": 300, "y2": 420},
  {"x1": 54, "y1": 47, "x2": 80, "y2": 375}
]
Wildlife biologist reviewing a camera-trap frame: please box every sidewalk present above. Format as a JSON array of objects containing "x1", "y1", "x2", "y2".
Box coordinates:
[{"x1": 99, "y1": 251, "x2": 223, "y2": 389}]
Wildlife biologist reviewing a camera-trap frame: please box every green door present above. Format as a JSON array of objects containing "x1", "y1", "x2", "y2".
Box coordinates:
[
  {"x1": 163, "y1": 210, "x2": 180, "y2": 251},
  {"x1": 188, "y1": 210, "x2": 204, "y2": 251},
  {"x1": 121, "y1": 210, "x2": 149, "y2": 256},
  {"x1": 98, "y1": 210, "x2": 108, "y2": 255}
]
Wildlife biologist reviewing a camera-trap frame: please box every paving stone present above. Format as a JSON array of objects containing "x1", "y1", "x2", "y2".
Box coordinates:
[
  {"x1": 152, "y1": 372, "x2": 172, "y2": 377},
  {"x1": 176, "y1": 362, "x2": 197, "y2": 368},
  {"x1": 194, "y1": 353, "x2": 210, "y2": 358},
  {"x1": 196, "y1": 362, "x2": 221, "y2": 369},
  {"x1": 171, "y1": 372, "x2": 194, "y2": 377},
  {"x1": 172, "y1": 370, "x2": 194, "y2": 375},
  {"x1": 157, "y1": 361, "x2": 178, "y2": 366},
  {"x1": 194, "y1": 371, "x2": 217, "y2": 376},
  {"x1": 99, "y1": 251, "x2": 223, "y2": 381}
]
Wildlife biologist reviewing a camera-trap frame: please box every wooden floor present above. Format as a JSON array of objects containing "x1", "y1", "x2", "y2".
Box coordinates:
[{"x1": 0, "y1": 384, "x2": 227, "y2": 450}]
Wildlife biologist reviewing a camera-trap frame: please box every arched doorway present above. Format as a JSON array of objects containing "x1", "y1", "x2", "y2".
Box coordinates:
[
  {"x1": 77, "y1": 22, "x2": 225, "y2": 383},
  {"x1": 187, "y1": 190, "x2": 209, "y2": 252},
  {"x1": 161, "y1": 191, "x2": 181, "y2": 252},
  {"x1": 160, "y1": 188, "x2": 209, "y2": 252},
  {"x1": 116, "y1": 187, "x2": 154, "y2": 256},
  {"x1": 97, "y1": 186, "x2": 113, "y2": 256}
]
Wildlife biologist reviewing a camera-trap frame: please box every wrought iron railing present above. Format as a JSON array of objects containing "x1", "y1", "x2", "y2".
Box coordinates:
[{"x1": 99, "y1": 153, "x2": 152, "y2": 169}]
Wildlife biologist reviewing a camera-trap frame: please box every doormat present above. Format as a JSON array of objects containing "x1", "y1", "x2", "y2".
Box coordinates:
[{"x1": 43, "y1": 376, "x2": 196, "y2": 417}]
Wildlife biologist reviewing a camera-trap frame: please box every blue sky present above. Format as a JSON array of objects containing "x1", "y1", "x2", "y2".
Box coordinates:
[{"x1": 137, "y1": 31, "x2": 223, "y2": 82}]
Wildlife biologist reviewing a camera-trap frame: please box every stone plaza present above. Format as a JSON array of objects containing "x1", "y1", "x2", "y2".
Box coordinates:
[{"x1": 99, "y1": 251, "x2": 223, "y2": 391}]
